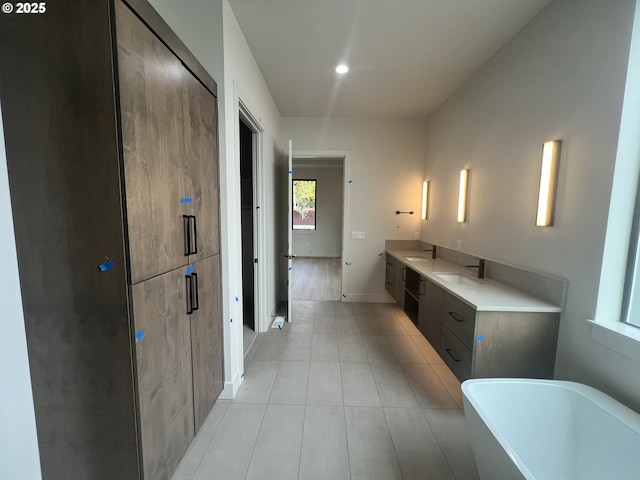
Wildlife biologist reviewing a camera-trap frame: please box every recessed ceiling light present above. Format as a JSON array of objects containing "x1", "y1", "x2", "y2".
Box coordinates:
[{"x1": 336, "y1": 64, "x2": 349, "y2": 74}]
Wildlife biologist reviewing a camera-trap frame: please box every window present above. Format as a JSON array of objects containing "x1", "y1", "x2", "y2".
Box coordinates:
[
  {"x1": 622, "y1": 177, "x2": 640, "y2": 328},
  {"x1": 292, "y1": 179, "x2": 316, "y2": 230}
]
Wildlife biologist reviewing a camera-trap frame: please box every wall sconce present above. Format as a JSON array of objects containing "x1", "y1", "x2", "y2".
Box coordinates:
[
  {"x1": 536, "y1": 140, "x2": 561, "y2": 226},
  {"x1": 421, "y1": 181, "x2": 429, "y2": 220},
  {"x1": 457, "y1": 169, "x2": 469, "y2": 223}
]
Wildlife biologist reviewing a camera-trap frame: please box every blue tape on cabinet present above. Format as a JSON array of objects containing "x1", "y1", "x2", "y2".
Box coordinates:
[{"x1": 99, "y1": 260, "x2": 115, "y2": 272}]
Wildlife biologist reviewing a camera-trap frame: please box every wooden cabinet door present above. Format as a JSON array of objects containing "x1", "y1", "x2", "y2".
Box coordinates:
[
  {"x1": 418, "y1": 277, "x2": 444, "y2": 351},
  {"x1": 183, "y1": 69, "x2": 220, "y2": 262},
  {"x1": 116, "y1": 1, "x2": 188, "y2": 283},
  {"x1": 190, "y1": 254, "x2": 224, "y2": 433},
  {"x1": 131, "y1": 267, "x2": 194, "y2": 480},
  {"x1": 393, "y1": 259, "x2": 406, "y2": 307},
  {"x1": 385, "y1": 255, "x2": 395, "y2": 295}
]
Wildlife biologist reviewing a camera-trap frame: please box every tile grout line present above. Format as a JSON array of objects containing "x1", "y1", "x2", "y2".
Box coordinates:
[
  {"x1": 341, "y1": 404, "x2": 353, "y2": 480},
  {"x1": 186, "y1": 401, "x2": 231, "y2": 480},
  {"x1": 241, "y1": 404, "x2": 268, "y2": 480},
  {"x1": 420, "y1": 408, "x2": 462, "y2": 479},
  {"x1": 296, "y1": 404, "x2": 307, "y2": 480}
]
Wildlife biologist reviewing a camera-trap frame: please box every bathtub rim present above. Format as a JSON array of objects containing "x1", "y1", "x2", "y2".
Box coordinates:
[{"x1": 462, "y1": 378, "x2": 640, "y2": 479}]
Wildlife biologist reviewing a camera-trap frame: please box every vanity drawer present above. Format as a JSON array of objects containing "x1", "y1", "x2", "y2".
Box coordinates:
[
  {"x1": 441, "y1": 292, "x2": 476, "y2": 349},
  {"x1": 440, "y1": 326, "x2": 473, "y2": 382}
]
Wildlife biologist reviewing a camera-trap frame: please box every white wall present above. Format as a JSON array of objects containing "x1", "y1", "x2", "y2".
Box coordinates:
[
  {"x1": 420, "y1": 0, "x2": 640, "y2": 410},
  {"x1": 282, "y1": 118, "x2": 426, "y2": 302},
  {"x1": 148, "y1": 0, "x2": 282, "y2": 397},
  {"x1": 0, "y1": 103, "x2": 42, "y2": 479},
  {"x1": 292, "y1": 163, "x2": 343, "y2": 257}
]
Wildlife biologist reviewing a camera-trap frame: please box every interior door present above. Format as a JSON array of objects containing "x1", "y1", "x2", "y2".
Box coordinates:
[{"x1": 287, "y1": 139, "x2": 293, "y2": 322}]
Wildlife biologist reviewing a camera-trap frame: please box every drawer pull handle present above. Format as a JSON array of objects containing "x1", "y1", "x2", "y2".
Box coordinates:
[
  {"x1": 445, "y1": 348, "x2": 461, "y2": 362},
  {"x1": 448, "y1": 311, "x2": 464, "y2": 323},
  {"x1": 386, "y1": 282, "x2": 393, "y2": 286}
]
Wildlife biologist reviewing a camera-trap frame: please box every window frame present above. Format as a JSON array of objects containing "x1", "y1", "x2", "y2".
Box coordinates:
[{"x1": 292, "y1": 178, "x2": 317, "y2": 231}]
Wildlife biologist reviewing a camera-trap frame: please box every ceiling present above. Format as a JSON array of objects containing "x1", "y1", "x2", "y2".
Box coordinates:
[{"x1": 227, "y1": 0, "x2": 549, "y2": 119}]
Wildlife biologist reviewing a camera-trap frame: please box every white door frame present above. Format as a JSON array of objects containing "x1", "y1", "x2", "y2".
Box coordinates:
[
  {"x1": 291, "y1": 149, "x2": 351, "y2": 301},
  {"x1": 237, "y1": 99, "x2": 268, "y2": 332}
]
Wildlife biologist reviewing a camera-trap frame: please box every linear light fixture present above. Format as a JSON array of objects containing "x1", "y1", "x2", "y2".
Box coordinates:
[
  {"x1": 457, "y1": 169, "x2": 469, "y2": 223},
  {"x1": 536, "y1": 140, "x2": 562, "y2": 226},
  {"x1": 421, "y1": 181, "x2": 429, "y2": 220}
]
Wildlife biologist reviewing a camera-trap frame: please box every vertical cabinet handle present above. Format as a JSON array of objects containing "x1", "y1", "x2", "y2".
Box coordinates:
[
  {"x1": 191, "y1": 273, "x2": 199, "y2": 311},
  {"x1": 183, "y1": 215, "x2": 191, "y2": 256},
  {"x1": 418, "y1": 278, "x2": 425, "y2": 296},
  {"x1": 185, "y1": 273, "x2": 199, "y2": 314},
  {"x1": 191, "y1": 215, "x2": 198, "y2": 254},
  {"x1": 183, "y1": 215, "x2": 198, "y2": 256},
  {"x1": 186, "y1": 275, "x2": 193, "y2": 315},
  {"x1": 401, "y1": 267, "x2": 406, "y2": 281}
]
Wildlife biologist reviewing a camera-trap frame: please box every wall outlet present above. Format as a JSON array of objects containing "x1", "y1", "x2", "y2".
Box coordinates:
[
  {"x1": 456, "y1": 239, "x2": 462, "y2": 250},
  {"x1": 414, "y1": 232, "x2": 420, "y2": 240},
  {"x1": 352, "y1": 231, "x2": 365, "y2": 240}
]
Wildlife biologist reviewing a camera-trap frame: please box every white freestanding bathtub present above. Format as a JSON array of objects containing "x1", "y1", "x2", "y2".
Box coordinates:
[{"x1": 462, "y1": 378, "x2": 640, "y2": 480}]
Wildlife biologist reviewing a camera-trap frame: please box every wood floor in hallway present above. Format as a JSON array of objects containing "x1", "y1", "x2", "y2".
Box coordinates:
[{"x1": 291, "y1": 257, "x2": 341, "y2": 301}]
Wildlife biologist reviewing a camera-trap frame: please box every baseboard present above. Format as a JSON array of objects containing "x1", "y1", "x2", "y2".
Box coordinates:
[
  {"x1": 218, "y1": 370, "x2": 244, "y2": 400},
  {"x1": 342, "y1": 293, "x2": 395, "y2": 303}
]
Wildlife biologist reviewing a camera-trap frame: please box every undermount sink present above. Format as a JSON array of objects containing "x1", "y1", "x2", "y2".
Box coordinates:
[
  {"x1": 406, "y1": 256, "x2": 430, "y2": 262},
  {"x1": 435, "y1": 273, "x2": 479, "y2": 285}
]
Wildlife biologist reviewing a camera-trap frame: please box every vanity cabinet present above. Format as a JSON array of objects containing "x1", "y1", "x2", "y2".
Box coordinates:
[
  {"x1": 385, "y1": 256, "x2": 395, "y2": 296},
  {"x1": 439, "y1": 292, "x2": 559, "y2": 382},
  {"x1": 0, "y1": 1, "x2": 223, "y2": 479},
  {"x1": 417, "y1": 276, "x2": 445, "y2": 352},
  {"x1": 385, "y1": 254, "x2": 406, "y2": 307}
]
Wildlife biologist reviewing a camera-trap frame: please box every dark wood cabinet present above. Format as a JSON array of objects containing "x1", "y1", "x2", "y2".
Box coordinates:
[
  {"x1": 385, "y1": 254, "x2": 405, "y2": 307},
  {"x1": 190, "y1": 254, "x2": 224, "y2": 431},
  {"x1": 117, "y1": 1, "x2": 220, "y2": 282},
  {"x1": 418, "y1": 276, "x2": 445, "y2": 352},
  {"x1": 0, "y1": 1, "x2": 223, "y2": 479},
  {"x1": 438, "y1": 292, "x2": 560, "y2": 382},
  {"x1": 385, "y1": 256, "x2": 395, "y2": 296},
  {"x1": 117, "y1": 0, "x2": 189, "y2": 284},
  {"x1": 131, "y1": 266, "x2": 195, "y2": 479},
  {"x1": 183, "y1": 69, "x2": 221, "y2": 262}
]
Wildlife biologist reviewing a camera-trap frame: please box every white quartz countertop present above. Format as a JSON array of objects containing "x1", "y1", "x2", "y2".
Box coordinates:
[{"x1": 386, "y1": 249, "x2": 562, "y2": 313}]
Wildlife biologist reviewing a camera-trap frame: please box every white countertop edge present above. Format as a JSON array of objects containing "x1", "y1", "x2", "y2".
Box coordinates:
[
  {"x1": 386, "y1": 249, "x2": 562, "y2": 313},
  {"x1": 588, "y1": 319, "x2": 640, "y2": 363}
]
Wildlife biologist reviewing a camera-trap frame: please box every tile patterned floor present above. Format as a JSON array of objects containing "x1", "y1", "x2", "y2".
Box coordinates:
[{"x1": 172, "y1": 301, "x2": 479, "y2": 480}]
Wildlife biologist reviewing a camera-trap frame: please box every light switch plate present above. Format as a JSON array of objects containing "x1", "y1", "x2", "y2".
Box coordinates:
[{"x1": 352, "y1": 231, "x2": 365, "y2": 240}]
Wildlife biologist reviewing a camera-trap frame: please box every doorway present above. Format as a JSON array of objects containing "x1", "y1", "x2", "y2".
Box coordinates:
[
  {"x1": 239, "y1": 117, "x2": 256, "y2": 340},
  {"x1": 291, "y1": 156, "x2": 345, "y2": 301}
]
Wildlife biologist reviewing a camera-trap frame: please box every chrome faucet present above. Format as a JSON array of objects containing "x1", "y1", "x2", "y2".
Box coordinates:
[{"x1": 465, "y1": 258, "x2": 485, "y2": 279}]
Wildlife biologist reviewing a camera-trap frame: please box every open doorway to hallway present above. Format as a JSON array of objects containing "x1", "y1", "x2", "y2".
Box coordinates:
[
  {"x1": 291, "y1": 157, "x2": 344, "y2": 302},
  {"x1": 239, "y1": 111, "x2": 263, "y2": 355}
]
